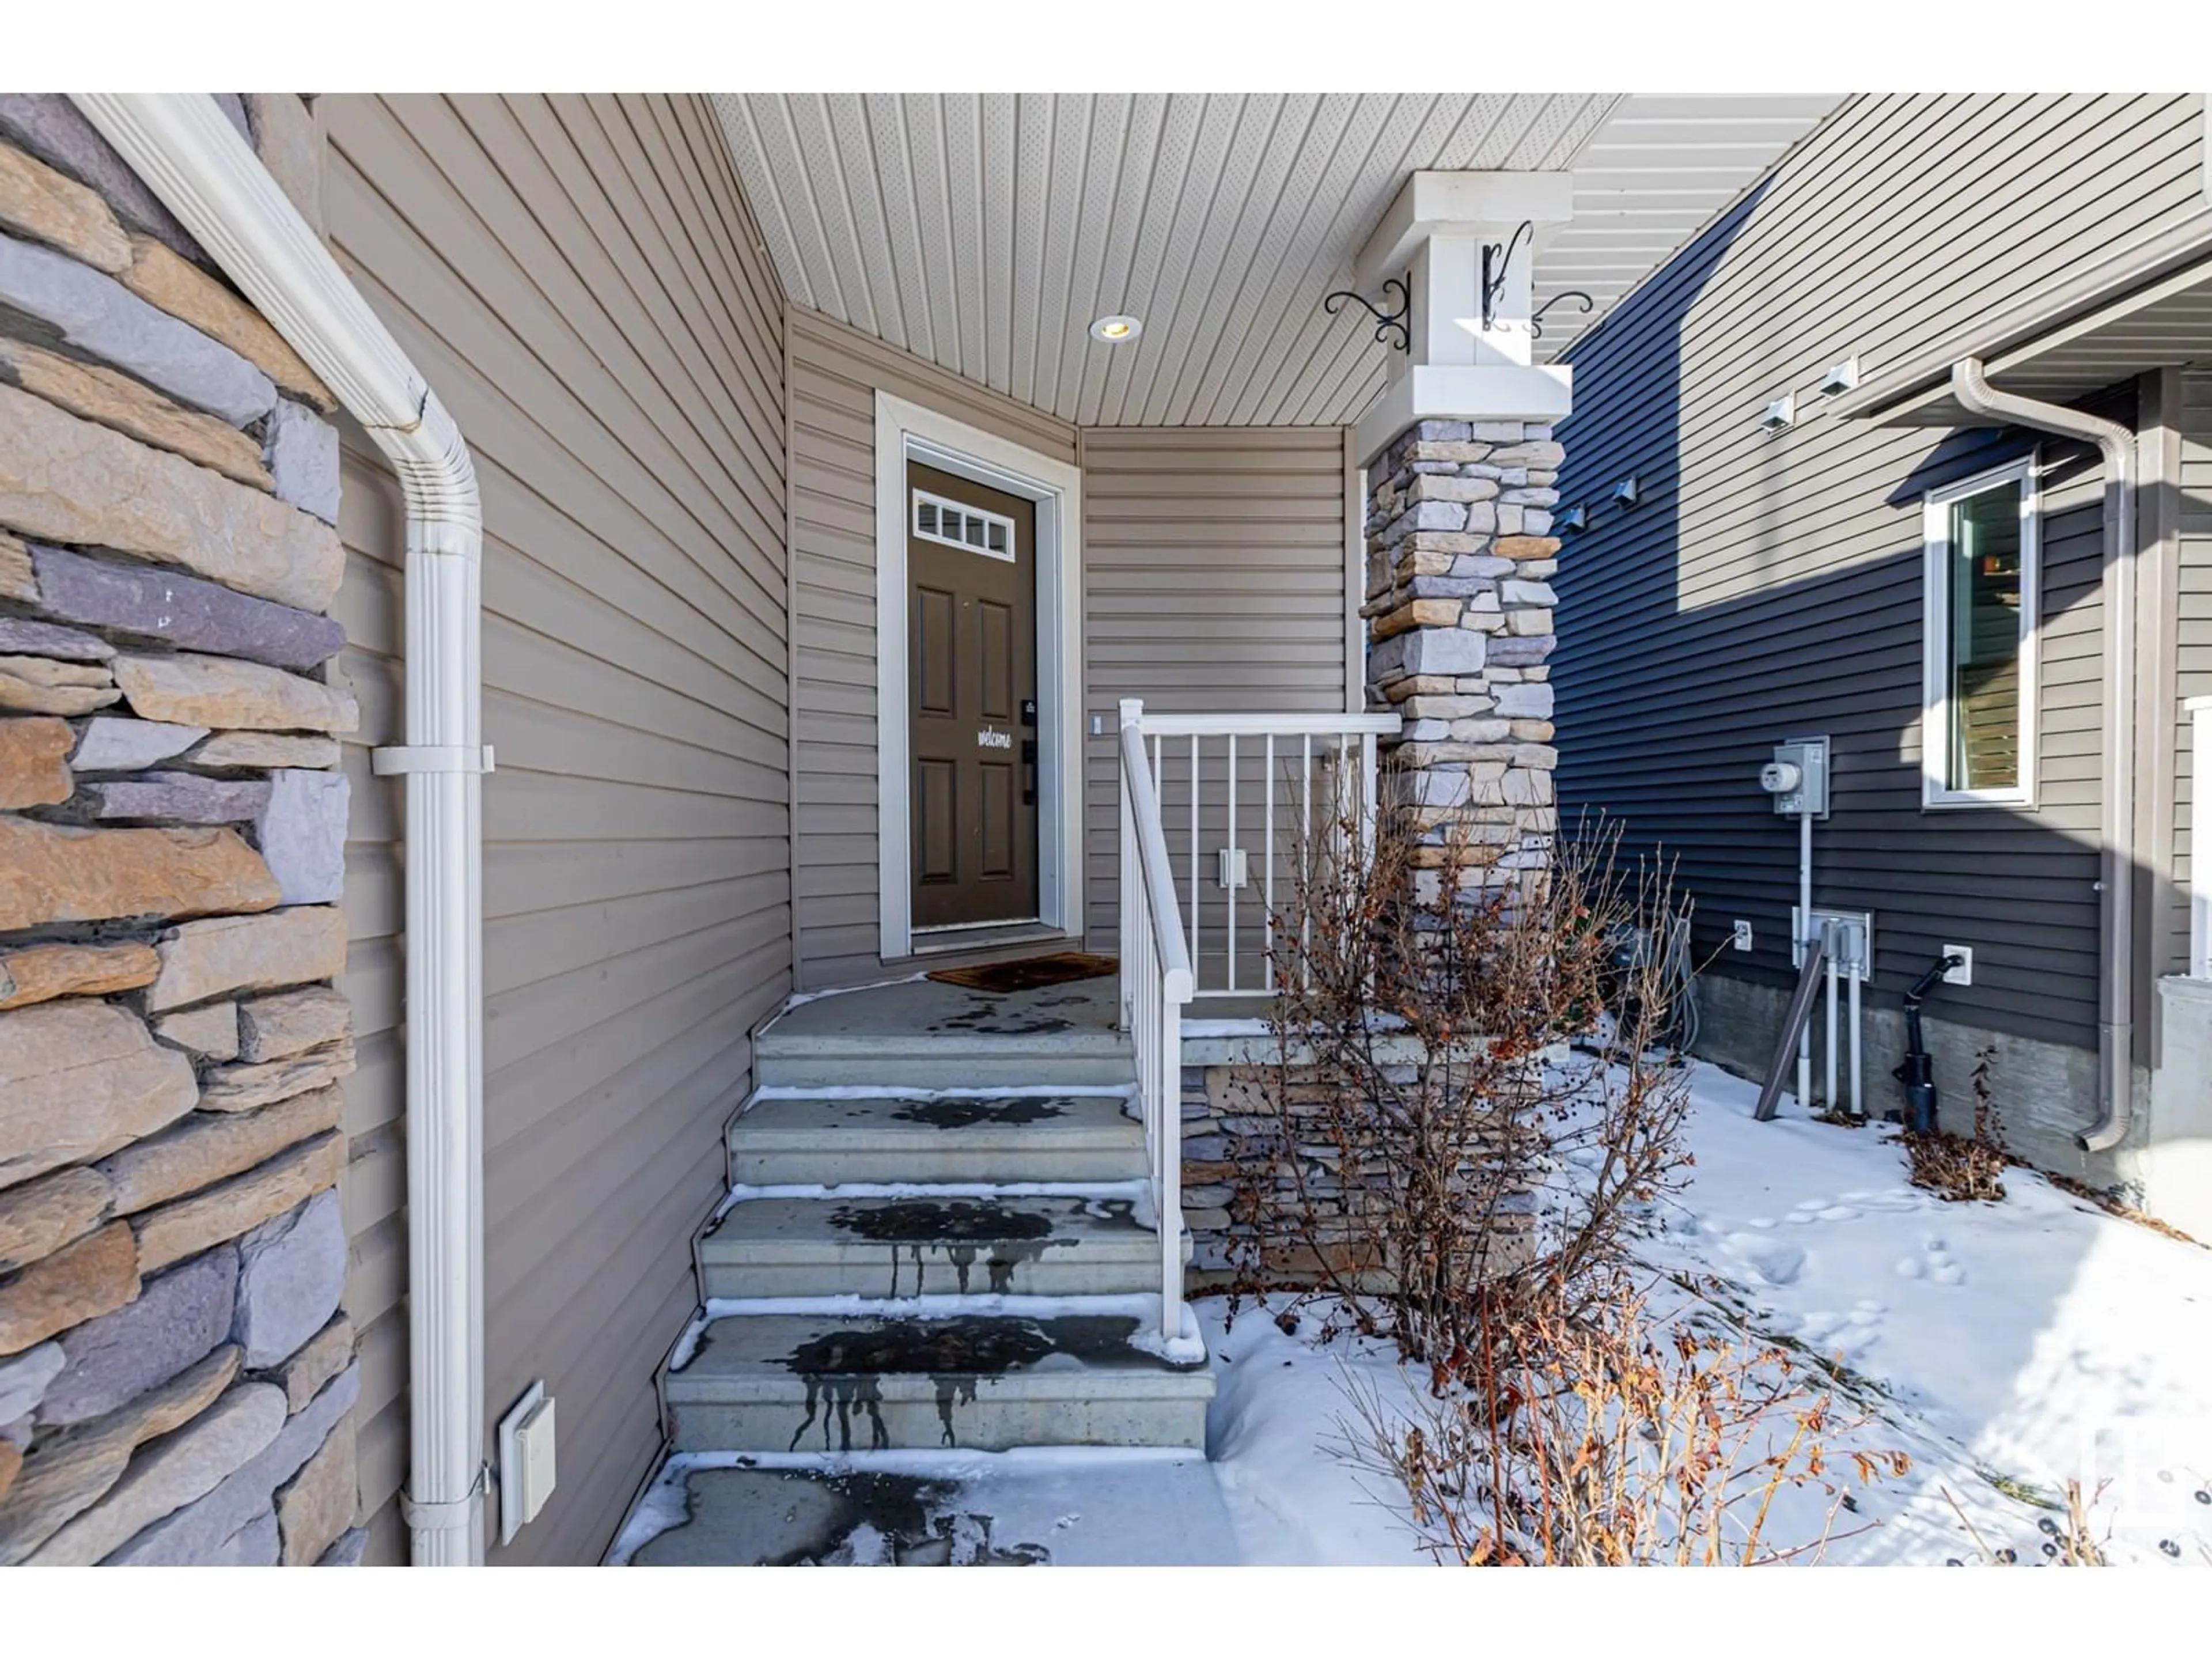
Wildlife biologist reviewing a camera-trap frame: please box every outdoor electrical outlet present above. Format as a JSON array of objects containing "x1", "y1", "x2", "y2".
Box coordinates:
[
  {"x1": 1217, "y1": 847, "x2": 1249, "y2": 890},
  {"x1": 1941, "y1": 946, "x2": 1973, "y2": 987},
  {"x1": 1732, "y1": 921, "x2": 1753, "y2": 952}
]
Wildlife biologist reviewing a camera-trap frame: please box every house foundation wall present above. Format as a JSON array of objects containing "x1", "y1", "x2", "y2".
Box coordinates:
[
  {"x1": 1691, "y1": 968, "x2": 2168, "y2": 1213},
  {"x1": 0, "y1": 95, "x2": 362, "y2": 1566}
]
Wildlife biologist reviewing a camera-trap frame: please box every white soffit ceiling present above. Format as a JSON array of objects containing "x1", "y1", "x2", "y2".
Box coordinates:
[{"x1": 711, "y1": 93, "x2": 1843, "y2": 428}]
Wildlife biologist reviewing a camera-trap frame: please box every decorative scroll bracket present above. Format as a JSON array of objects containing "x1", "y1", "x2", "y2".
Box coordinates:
[
  {"x1": 1323, "y1": 272, "x2": 1412, "y2": 353},
  {"x1": 1530, "y1": 290, "x2": 1595, "y2": 340},
  {"x1": 1479, "y1": 222, "x2": 1533, "y2": 334}
]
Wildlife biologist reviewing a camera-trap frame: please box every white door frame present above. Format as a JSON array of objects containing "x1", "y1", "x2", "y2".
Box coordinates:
[{"x1": 874, "y1": 391, "x2": 1084, "y2": 963}]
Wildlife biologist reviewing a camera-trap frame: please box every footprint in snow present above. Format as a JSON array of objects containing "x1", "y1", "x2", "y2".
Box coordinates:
[
  {"x1": 1724, "y1": 1234, "x2": 1806, "y2": 1286},
  {"x1": 1895, "y1": 1256, "x2": 1925, "y2": 1280},
  {"x1": 1784, "y1": 1199, "x2": 1861, "y2": 1224},
  {"x1": 1920, "y1": 1236, "x2": 1968, "y2": 1287},
  {"x1": 1797, "y1": 1310, "x2": 1878, "y2": 1359},
  {"x1": 1843, "y1": 1190, "x2": 1923, "y2": 1214}
]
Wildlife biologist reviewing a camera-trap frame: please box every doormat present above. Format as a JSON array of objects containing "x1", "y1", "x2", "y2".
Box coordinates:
[{"x1": 926, "y1": 952, "x2": 1119, "y2": 994}]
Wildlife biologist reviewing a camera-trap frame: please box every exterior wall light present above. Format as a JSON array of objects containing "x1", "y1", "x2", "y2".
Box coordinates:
[{"x1": 1090, "y1": 314, "x2": 1142, "y2": 343}]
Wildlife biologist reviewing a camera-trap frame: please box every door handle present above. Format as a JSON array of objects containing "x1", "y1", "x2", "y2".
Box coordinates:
[{"x1": 1021, "y1": 737, "x2": 1037, "y2": 805}]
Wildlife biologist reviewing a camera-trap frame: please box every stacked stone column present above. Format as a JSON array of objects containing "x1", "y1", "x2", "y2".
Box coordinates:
[
  {"x1": 1362, "y1": 418, "x2": 1562, "y2": 887},
  {"x1": 0, "y1": 96, "x2": 364, "y2": 1566}
]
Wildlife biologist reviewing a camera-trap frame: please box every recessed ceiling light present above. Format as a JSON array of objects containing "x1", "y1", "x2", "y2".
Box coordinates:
[{"x1": 1090, "y1": 314, "x2": 1142, "y2": 344}]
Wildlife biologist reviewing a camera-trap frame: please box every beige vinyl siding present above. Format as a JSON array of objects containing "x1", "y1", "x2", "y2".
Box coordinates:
[
  {"x1": 1554, "y1": 94, "x2": 2209, "y2": 1050},
  {"x1": 1079, "y1": 427, "x2": 1352, "y2": 964},
  {"x1": 787, "y1": 307, "x2": 1076, "y2": 988},
  {"x1": 325, "y1": 93, "x2": 789, "y2": 1565}
]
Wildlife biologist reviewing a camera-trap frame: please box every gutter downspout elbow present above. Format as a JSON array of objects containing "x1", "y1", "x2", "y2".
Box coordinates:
[
  {"x1": 1948, "y1": 359, "x2": 2136, "y2": 1155},
  {"x1": 73, "y1": 96, "x2": 490, "y2": 1563}
]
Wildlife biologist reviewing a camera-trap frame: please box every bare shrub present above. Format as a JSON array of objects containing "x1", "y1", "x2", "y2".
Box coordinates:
[
  {"x1": 1225, "y1": 790, "x2": 1697, "y2": 1363},
  {"x1": 1340, "y1": 1266, "x2": 1908, "y2": 1565},
  {"x1": 1904, "y1": 1043, "x2": 2007, "y2": 1203},
  {"x1": 1225, "y1": 776, "x2": 1915, "y2": 1565}
]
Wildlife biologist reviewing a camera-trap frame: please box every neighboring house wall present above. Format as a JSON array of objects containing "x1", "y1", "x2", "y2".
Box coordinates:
[
  {"x1": 787, "y1": 308, "x2": 1075, "y2": 989},
  {"x1": 1078, "y1": 427, "x2": 1352, "y2": 957},
  {"x1": 0, "y1": 94, "x2": 362, "y2": 1566},
  {"x1": 323, "y1": 93, "x2": 789, "y2": 1565},
  {"x1": 1554, "y1": 94, "x2": 2209, "y2": 1187}
]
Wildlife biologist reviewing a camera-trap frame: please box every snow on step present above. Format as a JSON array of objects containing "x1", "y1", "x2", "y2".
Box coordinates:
[
  {"x1": 728, "y1": 1090, "x2": 1146, "y2": 1185},
  {"x1": 700, "y1": 1192, "x2": 1177, "y2": 1300},
  {"x1": 663, "y1": 1302, "x2": 1214, "y2": 1455}
]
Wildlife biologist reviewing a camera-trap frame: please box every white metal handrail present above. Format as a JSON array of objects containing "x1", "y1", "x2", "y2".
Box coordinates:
[
  {"x1": 1123, "y1": 705, "x2": 1400, "y2": 996},
  {"x1": 1116, "y1": 703, "x2": 1195, "y2": 1340}
]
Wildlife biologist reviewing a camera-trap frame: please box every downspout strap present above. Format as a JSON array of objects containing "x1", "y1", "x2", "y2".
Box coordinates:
[
  {"x1": 401, "y1": 1462, "x2": 490, "y2": 1530},
  {"x1": 372, "y1": 745, "x2": 497, "y2": 775}
]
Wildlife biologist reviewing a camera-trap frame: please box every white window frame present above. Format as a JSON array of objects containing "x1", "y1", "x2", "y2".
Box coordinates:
[
  {"x1": 1921, "y1": 454, "x2": 2040, "y2": 810},
  {"x1": 911, "y1": 488, "x2": 1018, "y2": 562}
]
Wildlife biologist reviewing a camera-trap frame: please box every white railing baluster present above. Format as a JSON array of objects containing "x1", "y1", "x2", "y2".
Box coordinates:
[
  {"x1": 1189, "y1": 733, "x2": 1200, "y2": 979},
  {"x1": 1300, "y1": 732, "x2": 1313, "y2": 988},
  {"x1": 1263, "y1": 734, "x2": 1275, "y2": 994},
  {"x1": 1226, "y1": 734, "x2": 1238, "y2": 994}
]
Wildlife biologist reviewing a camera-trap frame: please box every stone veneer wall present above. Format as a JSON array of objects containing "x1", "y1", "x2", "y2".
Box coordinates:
[
  {"x1": 0, "y1": 94, "x2": 364, "y2": 1567},
  {"x1": 1362, "y1": 419, "x2": 1562, "y2": 882},
  {"x1": 1178, "y1": 419, "x2": 1566, "y2": 1288}
]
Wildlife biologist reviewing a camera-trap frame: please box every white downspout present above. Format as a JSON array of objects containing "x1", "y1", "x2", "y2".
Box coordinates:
[
  {"x1": 74, "y1": 95, "x2": 491, "y2": 1564},
  {"x1": 1948, "y1": 359, "x2": 2136, "y2": 1154}
]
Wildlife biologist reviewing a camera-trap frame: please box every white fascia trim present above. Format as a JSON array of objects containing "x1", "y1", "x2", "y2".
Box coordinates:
[
  {"x1": 1352, "y1": 363, "x2": 1574, "y2": 467},
  {"x1": 874, "y1": 392, "x2": 1084, "y2": 964},
  {"x1": 71, "y1": 96, "x2": 488, "y2": 1567}
]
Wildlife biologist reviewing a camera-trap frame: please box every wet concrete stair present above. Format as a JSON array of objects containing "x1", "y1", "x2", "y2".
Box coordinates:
[
  {"x1": 666, "y1": 1306, "x2": 1207, "y2": 1454},
  {"x1": 698, "y1": 1191, "x2": 1179, "y2": 1300},
  {"x1": 728, "y1": 1090, "x2": 1147, "y2": 1185},
  {"x1": 658, "y1": 1055, "x2": 1213, "y2": 1457}
]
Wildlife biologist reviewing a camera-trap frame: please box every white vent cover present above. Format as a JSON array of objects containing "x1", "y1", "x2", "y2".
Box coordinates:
[{"x1": 914, "y1": 490, "x2": 1016, "y2": 561}]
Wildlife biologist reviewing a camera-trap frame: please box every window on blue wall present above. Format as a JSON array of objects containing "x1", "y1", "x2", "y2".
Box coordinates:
[{"x1": 1922, "y1": 457, "x2": 2039, "y2": 809}]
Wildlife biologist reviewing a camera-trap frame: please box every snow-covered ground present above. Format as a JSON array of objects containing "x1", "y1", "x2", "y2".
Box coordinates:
[
  {"x1": 1206, "y1": 1062, "x2": 2212, "y2": 1566},
  {"x1": 611, "y1": 1060, "x2": 2211, "y2": 1567}
]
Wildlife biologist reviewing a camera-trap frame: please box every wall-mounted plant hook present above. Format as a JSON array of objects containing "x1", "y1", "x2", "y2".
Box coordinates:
[
  {"x1": 1323, "y1": 272, "x2": 1411, "y2": 353},
  {"x1": 1530, "y1": 290, "x2": 1594, "y2": 340},
  {"x1": 1479, "y1": 222, "x2": 1533, "y2": 332}
]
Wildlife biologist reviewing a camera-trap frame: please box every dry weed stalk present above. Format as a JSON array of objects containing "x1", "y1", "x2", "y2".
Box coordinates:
[
  {"x1": 1904, "y1": 1043, "x2": 2007, "y2": 1203},
  {"x1": 1343, "y1": 1265, "x2": 1907, "y2": 1565},
  {"x1": 1941, "y1": 1479, "x2": 2110, "y2": 1565}
]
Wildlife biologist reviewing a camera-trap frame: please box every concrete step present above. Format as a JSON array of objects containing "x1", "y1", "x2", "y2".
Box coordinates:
[
  {"x1": 754, "y1": 1039, "x2": 1133, "y2": 1090},
  {"x1": 728, "y1": 1091, "x2": 1147, "y2": 1186},
  {"x1": 700, "y1": 1192, "x2": 1177, "y2": 1300},
  {"x1": 754, "y1": 979, "x2": 1134, "y2": 1089},
  {"x1": 663, "y1": 1305, "x2": 1214, "y2": 1454}
]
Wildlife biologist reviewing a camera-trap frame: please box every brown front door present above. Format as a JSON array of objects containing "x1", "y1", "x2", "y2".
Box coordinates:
[{"x1": 908, "y1": 461, "x2": 1039, "y2": 930}]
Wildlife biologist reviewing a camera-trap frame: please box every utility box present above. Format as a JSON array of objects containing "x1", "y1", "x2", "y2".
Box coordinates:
[{"x1": 1760, "y1": 736, "x2": 1830, "y2": 819}]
